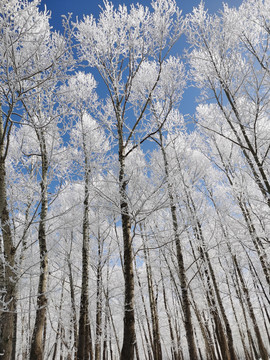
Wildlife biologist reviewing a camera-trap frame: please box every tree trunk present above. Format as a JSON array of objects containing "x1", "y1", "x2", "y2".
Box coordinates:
[
  {"x1": 190, "y1": 288, "x2": 217, "y2": 360},
  {"x1": 239, "y1": 200, "x2": 270, "y2": 289},
  {"x1": 95, "y1": 234, "x2": 103, "y2": 360},
  {"x1": 30, "y1": 130, "x2": 49, "y2": 360},
  {"x1": 77, "y1": 130, "x2": 93, "y2": 360},
  {"x1": 232, "y1": 263, "x2": 258, "y2": 359},
  {"x1": 135, "y1": 254, "x2": 154, "y2": 355},
  {"x1": 11, "y1": 299, "x2": 18, "y2": 360},
  {"x1": 223, "y1": 264, "x2": 251, "y2": 360},
  {"x1": 52, "y1": 277, "x2": 65, "y2": 360},
  {"x1": 233, "y1": 254, "x2": 268, "y2": 360},
  {"x1": 0, "y1": 106, "x2": 16, "y2": 360},
  {"x1": 119, "y1": 137, "x2": 136, "y2": 360},
  {"x1": 196, "y1": 242, "x2": 230, "y2": 360},
  {"x1": 196, "y1": 220, "x2": 236, "y2": 360},
  {"x1": 77, "y1": 189, "x2": 93, "y2": 360},
  {"x1": 143, "y1": 243, "x2": 162, "y2": 360},
  {"x1": 160, "y1": 267, "x2": 179, "y2": 360},
  {"x1": 67, "y1": 245, "x2": 78, "y2": 359},
  {"x1": 159, "y1": 130, "x2": 198, "y2": 360}
]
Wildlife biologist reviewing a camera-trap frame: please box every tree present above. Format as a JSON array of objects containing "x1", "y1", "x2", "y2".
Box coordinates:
[
  {"x1": 186, "y1": 6, "x2": 270, "y2": 357},
  {"x1": 143, "y1": 53, "x2": 200, "y2": 357},
  {"x1": 1, "y1": 0, "x2": 269, "y2": 358},
  {"x1": 24, "y1": 88, "x2": 68, "y2": 360},
  {"x1": 75, "y1": 1, "x2": 184, "y2": 358},
  {"x1": 62, "y1": 71, "x2": 110, "y2": 359},
  {"x1": 0, "y1": 1, "x2": 72, "y2": 358},
  {"x1": 187, "y1": 0, "x2": 270, "y2": 209}
]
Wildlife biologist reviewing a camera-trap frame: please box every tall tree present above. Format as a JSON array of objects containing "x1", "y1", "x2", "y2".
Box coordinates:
[
  {"x1": 0, "y1": 1, "x2": 72, "y2": 358},
  {"x1": 63, "y1": 71, "x2": 110, "y2": 359},
  {"x1": 145, "y1": 56, "x2": 199, "y2": 357},
  {"x1": 20, "y1": 85, "x2": 70, "y2": 359},
  {"x1": 76, "y1": 1, "x2": 184, "y2": 358},
  {"x1": 187, "y1": 0, "x2": 270, "y2": 208}
]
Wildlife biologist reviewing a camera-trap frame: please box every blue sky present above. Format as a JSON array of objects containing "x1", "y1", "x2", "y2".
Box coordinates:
[
  {"x1": 41, "y1": 0, "x2": 243, "y2": 28},
  {"x1": 39, "y1": 0, "x2": 243, "y2": 119}
]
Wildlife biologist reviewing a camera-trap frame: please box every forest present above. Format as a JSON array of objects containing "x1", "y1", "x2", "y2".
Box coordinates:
[{"x1": 0, "y1": 0, "x2": 270, "y2": 359}]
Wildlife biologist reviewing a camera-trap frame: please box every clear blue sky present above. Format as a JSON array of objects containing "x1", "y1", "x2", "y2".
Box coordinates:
[
  {"x1": 40, "y1": 0, "x2": 243, "y2": 119},
  {"x1": 41, "y1": 0, "x2": 243, "y2": 31}
]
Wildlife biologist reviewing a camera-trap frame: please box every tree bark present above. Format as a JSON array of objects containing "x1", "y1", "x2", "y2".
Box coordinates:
[
  {"x1": 143, "y1": 243, "x2": 162, "y2": 360},
  {"x1": 30, "y1": 130, "x2": 49, "y2": 360},
  {"x1": 135, "y1": 253, "x2": 154, "y2": 356},
  {"x1": 67, "y1": 245, "x2": 78, "y2": 359},
  {"x1": 0, "y1": 160, "x2": 16, "y2": 360},
  {"x1": 160, "y1": 267, "x2": 179, "y2": 360},
  {"x1": 119, "y1": 131, "x2": 136, "y2": 360},
  {"x1": 95, "y1": 233, "x2": 103, "y2": 360},
  {"x1": 159, "y1": 130, "x2": 198, "y2": 360},
  {"x1": 195, "y1": 220, "x2": 236, "y2": 360},
  {"x1": 0, "y1": 116, "x2": 16, "y2": 360},
  {"x1": 77, "y1": 128, "x2": 93, "y2": 360},
  {"x1": 233, "y1": 254, "x2": 268, "y2": 360}
]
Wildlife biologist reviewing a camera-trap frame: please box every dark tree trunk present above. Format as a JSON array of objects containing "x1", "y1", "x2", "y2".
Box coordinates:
[
  {"x1": 30, "y1": 130, "x2": 49, "y2": 360},
  {"x1": 67, "y1": 245, "x2": 78, "y2": 359},
  {"x1": 0, "y1": 111, "x2": 16, "y2": 360},
  {"x1": 77, "y1": 130, "x2": 93, "y2": 360},
  {"x1": 159, "y1": 130, "x2": 198, "y2": 360},
  {"x1": 95, "y1": 235, "x2": 103, "y2": 360},
  {"x1": 119, "y1": 139, "x2": 136, "y2": 360},
  {"x1": 233, "y1": 254, "x2": 268, "y2": 360}
]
